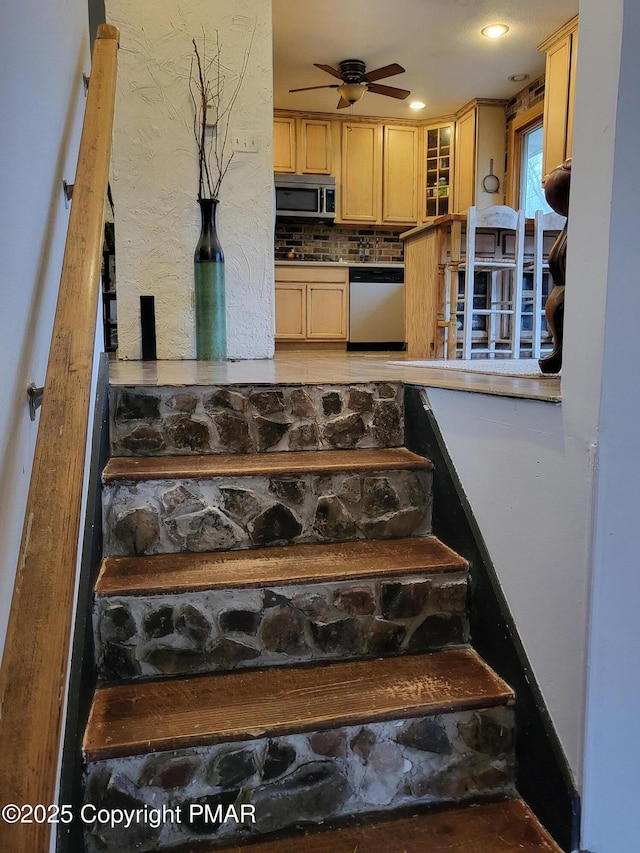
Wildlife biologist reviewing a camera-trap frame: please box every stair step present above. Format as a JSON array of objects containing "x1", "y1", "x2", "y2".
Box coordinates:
[
  {"x1": 109, "y1": 381, "x2": 404, "y2": 457},
  {"x1": 102, "y1": 447, "x2": 432, "y2": 482},
  {"x1": 82, "y1": 651, "x2": 516, "y2": 851},
  {"x1": 97, "y1": 536, "x2": 467, "y2": 596},
  {"x1": 94, "y1": 538, "x2": 470, "y2": 681},
  {"x1": 170, "y1": 798, "x2": 562, "y2": 853},
  {"x1": 84, "y1": 648, "x2": 513, "y2": 761},
  {"x1": 102, "y1": 449, "x2": 433, "y2": 557}
]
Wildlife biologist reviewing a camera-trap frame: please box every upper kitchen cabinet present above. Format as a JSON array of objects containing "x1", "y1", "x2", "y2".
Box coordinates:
[
  {"x1": 274, "y1": 116, "x2": 297, "y2": 173},
  {"x1": 340, "y1": 122, "x2": 383, "y2": 223},
  {"x1": 539, "y1": 16, "x2": 578, "y2": 177},
  {"x1": 453, "y1": 100, "x2": 506, "y2": 213},
  {"x1": 299, "y1": 119, "x2": 333, "y2": 174},
  {"x1": 273, "y1": 113, "x2": 333, "y2": 175},
  {"x1": 383, "y1": 125, "x2": 420, "y2": 224},
  {"x1": 422, "y1": 122, "x2": 454, "y2": 219},
  {"x1": 340, "y1": 121, "x2": 419, "y2": 225}
]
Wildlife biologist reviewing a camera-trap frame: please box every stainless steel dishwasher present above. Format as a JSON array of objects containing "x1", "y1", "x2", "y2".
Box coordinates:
[{"x1": 348, "y1": 266, "x2": 405, "y2": 350}]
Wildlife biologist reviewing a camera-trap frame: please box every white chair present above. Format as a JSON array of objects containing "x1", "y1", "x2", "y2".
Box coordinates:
[
  {"x1": 453, "y1": 206, "x2": 526, "y2": 359},
  {"x1": 523, "y1": 210, "x2": 566, "y2": 358}
]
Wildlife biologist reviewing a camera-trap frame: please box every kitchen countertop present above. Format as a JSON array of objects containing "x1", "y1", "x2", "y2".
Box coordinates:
[{"x1": 275, "y1": 260, "x2": 404, "y2": 267}]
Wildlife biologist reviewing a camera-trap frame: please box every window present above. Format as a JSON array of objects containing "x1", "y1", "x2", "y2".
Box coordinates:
[{"x1": 520, "y1": 125, "x2": 552, "y2": 218}]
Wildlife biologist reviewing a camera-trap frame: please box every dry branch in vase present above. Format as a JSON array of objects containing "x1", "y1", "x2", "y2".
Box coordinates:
[{"x1": 189, "y1": 29, "x2": 253, "y2": 201}]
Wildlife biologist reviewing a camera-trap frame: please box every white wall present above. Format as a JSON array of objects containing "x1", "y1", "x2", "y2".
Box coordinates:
[
  {"x1": 424, "y1": 389, "x2": 592, "y2": 779},
  {"x1": 0, "y1": 0, "x2": 91, "y2": 659},
  {"x1": 574, "y1": 0, "x2": 640, "y2": 849},
  {"x1": 106, "y1": 0, "x2": 275, "y2": 360}
]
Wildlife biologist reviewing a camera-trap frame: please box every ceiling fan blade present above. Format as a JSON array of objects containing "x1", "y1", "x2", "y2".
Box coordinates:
[
  {"x1": 367, "y1": 83, "x2": 411, "y2": 100},
  {"x1": 336, "y1": 97, "x2": 351, "y2": 109},
  {"x1": 364, "y1": 63, "x2": 405, "y2": 82},
  {"x1": 289, "y1": 84, "x2": 339, "y2": 93},
  {"x1": 314, "y1": 63, "x2": 345, "y2": 81}
]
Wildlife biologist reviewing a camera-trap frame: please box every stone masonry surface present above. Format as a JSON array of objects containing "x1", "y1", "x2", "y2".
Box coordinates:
[
  {"x1": 95, "y1": 572, "x2": 469, "y2": 681},
  {"x1": 102, "y1": 468, "x2": 432, "y2": 557},
  {"x1": 83, "y1": 706, "x2": 515, "y2": 852},
  {"x1": 110, "y1": 383, "x2": 404, "y2": 456}
]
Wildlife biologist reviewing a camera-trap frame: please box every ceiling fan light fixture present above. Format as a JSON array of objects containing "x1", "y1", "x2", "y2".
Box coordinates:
[
  {"x1": 337, "y1": 82, "x2": 366, "y2": 104},
  {"x1": 409, "y1": 100, "x2": 426, "y2": 110},
  {"x1": 481, "y1": 23, "x2": 509, "y2": 39}
]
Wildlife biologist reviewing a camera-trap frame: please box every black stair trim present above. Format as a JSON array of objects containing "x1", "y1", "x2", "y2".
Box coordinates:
[
  {"x1": 57, "y1": 353, "x2": 111, "y2": 853},
  {"x1": 403, "y1": 385, "x2": 579, "y2": 853}
]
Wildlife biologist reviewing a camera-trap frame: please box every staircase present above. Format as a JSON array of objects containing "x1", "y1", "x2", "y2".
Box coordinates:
[{"x1": 81, "y1": 380, "x2": 562, "y2": 852}]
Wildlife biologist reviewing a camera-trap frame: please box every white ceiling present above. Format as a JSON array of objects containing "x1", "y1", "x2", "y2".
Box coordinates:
[{"x1": 272, "y1": 0, "x2": 579, "y2": 119}]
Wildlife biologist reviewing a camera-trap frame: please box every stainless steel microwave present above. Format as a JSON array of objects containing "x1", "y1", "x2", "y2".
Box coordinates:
[{"x1": 275, "y1": 174, "x2": 336, "y2": 220}]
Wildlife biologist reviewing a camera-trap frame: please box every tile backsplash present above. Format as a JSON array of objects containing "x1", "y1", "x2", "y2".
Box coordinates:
[{"x1": 275, "y1": 221, "x2": 404, "y2": 263}]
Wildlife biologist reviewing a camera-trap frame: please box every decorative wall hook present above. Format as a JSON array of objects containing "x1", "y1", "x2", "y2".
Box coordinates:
[
  {"x1": 27, "y1": 382, "x2": 44, "y2": 421},
  {"x1": 63, "y1": 179, "x2": 74, "y2": 209}
]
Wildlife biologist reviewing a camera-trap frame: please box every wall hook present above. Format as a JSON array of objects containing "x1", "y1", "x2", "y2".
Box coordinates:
[
  {"x1": 63, "y1": 180, "x2": 74, "y2": 209},
  {"x1": 27, "y1": 382, "x2": 44, "y2": 421}
]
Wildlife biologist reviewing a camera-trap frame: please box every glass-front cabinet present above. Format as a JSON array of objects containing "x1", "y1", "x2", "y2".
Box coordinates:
[{"x1": 423, "y1": 122, "x2": 453, "y2": 219}]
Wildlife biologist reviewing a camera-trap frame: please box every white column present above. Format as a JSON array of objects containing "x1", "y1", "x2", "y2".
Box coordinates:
[{"x1": 570, "y1": 0, "x2": 640, "y2": 848}]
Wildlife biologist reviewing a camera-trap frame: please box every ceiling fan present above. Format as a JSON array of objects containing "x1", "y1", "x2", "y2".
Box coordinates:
[{"x1": 288, "y1": 59, "x2": 410, "y2": 109}]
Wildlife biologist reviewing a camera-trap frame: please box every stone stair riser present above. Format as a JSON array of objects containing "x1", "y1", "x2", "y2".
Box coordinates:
[
  {"x1": 95, "y1": 571, "x2": 469, "y2": 681},
  {"x1": 83, "y1": 706, "x2": 515, "y2": 853},
  {"x1": 103, "y1": 469, "x2": 432, "y2": 557},
  {"x1": 110, "y1": 383, "x2": 404, "y2": 457}
]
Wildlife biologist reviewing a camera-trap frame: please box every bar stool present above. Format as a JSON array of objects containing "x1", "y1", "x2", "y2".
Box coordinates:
[
  {"x1": 452, "y1": 205, "x2": 525, "y2": 359},
  {"x1": 522, "y1": 210, "x2": 566, "y2": 358}
]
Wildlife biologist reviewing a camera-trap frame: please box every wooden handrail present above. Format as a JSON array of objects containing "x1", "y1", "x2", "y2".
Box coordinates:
[{"x1": 0, "y1": 23, "x2": 119, "y2": 851}]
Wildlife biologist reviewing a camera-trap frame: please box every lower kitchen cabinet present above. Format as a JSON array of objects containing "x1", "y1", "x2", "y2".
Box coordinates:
[
  {"x1": 275, "y1": 282, "x2": 306, "y2": 339},
  {"x1": 306, "y1": 283, "x2": 348, "y2": 339},
  {"x1": 275, "y1": 266, "x2": 348, "y2": 344}
]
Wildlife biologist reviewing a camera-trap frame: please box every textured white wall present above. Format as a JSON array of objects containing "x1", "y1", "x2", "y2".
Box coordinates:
[
  {"x1": 106, "y1": 0, "x2": 275, "y2": 360},
  {"x1": 0, "y1": 0, "x2": 91, "y2": 659}
]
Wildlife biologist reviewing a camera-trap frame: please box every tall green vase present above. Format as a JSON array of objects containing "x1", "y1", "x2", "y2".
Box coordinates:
[{"x1": 194, "y1": 197, "x2": 226, "y2": 360}]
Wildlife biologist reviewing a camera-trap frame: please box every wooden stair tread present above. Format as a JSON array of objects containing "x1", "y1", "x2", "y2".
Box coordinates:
[
  {"x1": 173, "y1": 799, "x2": 562, "y2": 853},
  {"x1": 83, "y1": 649, "x2": 513, "y2": 761},
  {"x1": 96, "y1": 536, "x2": 467, "y2": 596},
  {"x1": 102, "y1": 447, "x2": 432, "y2": 482}
]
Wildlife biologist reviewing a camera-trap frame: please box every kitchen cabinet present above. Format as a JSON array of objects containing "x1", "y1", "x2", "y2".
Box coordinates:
[
  {"x1": 340, "y1": 122, "x2": 382, "y2": 223},
  {"x1": 383, "y1": 125, "x2": 419, "y2": 224},
  {"x1": 274, "y1": 114, "x2": 333, "y2": 175},
  {"x1": 307, "y1": 281, "x2": 348, "y2": 339},
  {"x1": 299, "y1": 119, "x2": 333, "y2": 174},
  {"x1": 275, "y1": 282, "x2": 306, "y2": 339},
  {"x1": 539, "y1": 16, "x2": 578, "y2": 177},
  {"x1": 422, "y1": 122, "x2": 454, "y2": 219},
  {"x1": 453, "y1": 100, "x2": 506, "y2": 213},
  {"x1": 340, "y1": 121, "x2": 419, "y2": 225},
  {"x1": 274, "y1": 116, "x2": 296, "y2": 173},
  {"x1": 275, "y1": 265, "x2": 348, "y2": 344}
]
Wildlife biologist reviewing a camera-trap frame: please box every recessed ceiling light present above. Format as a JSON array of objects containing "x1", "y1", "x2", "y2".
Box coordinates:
[
  {"x1": 508, "y1": 73, "x2": 530, "y2": 83},
  {"x1": 409, "y1": 101, "x2": 426, "y2": 110},
  {"x1": 481, "y1": 24, "x2": 509, "y2": 39}
]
